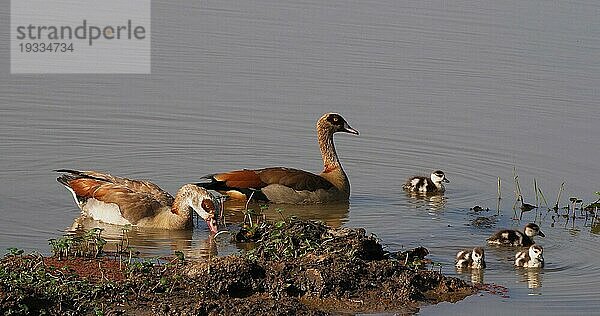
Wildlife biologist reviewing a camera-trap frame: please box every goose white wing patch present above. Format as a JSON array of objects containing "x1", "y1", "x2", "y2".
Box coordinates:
[{"x1": 82, "y1": 198, "x2": 132, "y2": 226}]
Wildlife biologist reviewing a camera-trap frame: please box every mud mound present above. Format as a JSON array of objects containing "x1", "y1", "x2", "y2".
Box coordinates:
[
  {"x1": 1, "y1": 219, "x2": 474, "y2": 315},
  {"x1": 186, "y1": 219, "x2": 474, "y2": 314},
  {"x1": 244, "y1": 219, "x2": 385, "y2": 261}
]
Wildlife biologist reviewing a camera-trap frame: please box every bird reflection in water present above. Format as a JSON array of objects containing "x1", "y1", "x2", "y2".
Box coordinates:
[
  {"x1": 68, "y1": 216, "x2": 219, "y2": 259},
  {"x1": 404, "y1": 191, "x2": 448, "y2": 212},
  {"x1": 455, "y1": 267, "x2": 485, "y2": 285},
  {"x1": 66, "y1": 200, "x2": 350, "y2": 259},
  {"x1": 220, "y1": 200, "x2": 350, "y2": 228},
  {"x1": 516, "y1": 267, "x2": 543, "y2": 290}
]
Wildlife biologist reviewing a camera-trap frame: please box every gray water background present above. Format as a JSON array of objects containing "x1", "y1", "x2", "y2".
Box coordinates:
[{"x1": 1, "y1": 1, "x2": 600, "y2": 314}]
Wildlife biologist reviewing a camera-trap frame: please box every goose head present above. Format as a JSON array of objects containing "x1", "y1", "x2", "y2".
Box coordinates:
[
  {"x1": 318, "y1": 113, "x2": 359, "y2": 136},
  {"x1": 524, "y1": 223, "x2": 545, "y2": 237},
  {"x1": 431, "y1": 170, "x2": 450, "y2": 185},
  {"x1": 182, "y1": 184, "x2": 220, "y2": 233}
]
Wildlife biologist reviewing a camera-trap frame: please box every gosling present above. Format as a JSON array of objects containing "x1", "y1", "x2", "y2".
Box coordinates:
[
  {"x1": 403, "y1": 170, "x2": 449, "y2": 193},
  {"x1": 515, "y1": 245, "x2": 544, "y2": 268},
  {"x1": 487, "y1": 223, "x2": 545, "y2": 247},
  {"x1": 456, "y1": 247, "x2": 486, "y2": 269}
]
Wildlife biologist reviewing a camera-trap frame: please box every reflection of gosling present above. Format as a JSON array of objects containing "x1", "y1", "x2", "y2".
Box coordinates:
[
  {"x1": 515, "y1": 245, "x2": 544, "y2": 268},
  {"x1": 456, "y1": 247, "x2": 486, "y2": 269},
  {"x1": 487, "y1": 223, "x2": 545, "y2": 247},
  {"x1": 403, "y1": 170, "x2": 449, "y2": 193}
]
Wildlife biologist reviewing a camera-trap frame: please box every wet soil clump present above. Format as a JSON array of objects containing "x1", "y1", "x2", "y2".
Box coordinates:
[{"x1": 1, "y1": 219, "x2": 475, "y2": 315}]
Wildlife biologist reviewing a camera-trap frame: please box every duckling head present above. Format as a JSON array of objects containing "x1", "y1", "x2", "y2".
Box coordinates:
[
  {"x1": 431, "y1": 170, "x2": 450, "y2": 185},
  {"x1": 524, "y1": 223, "x2": 545, "y2": 237},
  {"x1": 471, "y1": 247, "x2": 485, "y2": 266},
  {"x1": 529, "y1": 245, "x2": 544, "y2": 262}
]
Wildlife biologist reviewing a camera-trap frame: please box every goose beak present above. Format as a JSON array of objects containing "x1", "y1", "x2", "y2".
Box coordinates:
[
  {"x1": 342, "y1": 122, "x2": 359, "y2": 135},
  {"x1": 206, "y1": 216, "x2": 218, "y2": 234},
  {"x1": 538, "y1": 230, "x2": 545, "y2": 237},
  {"x1": 443, "y1": 178, "x2": 450, "y2": 183}
]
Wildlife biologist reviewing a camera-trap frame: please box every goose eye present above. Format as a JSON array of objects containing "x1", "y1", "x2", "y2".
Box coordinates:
[
  {"x1": 201, "y1": 199, "x2": 215, "y2": 213},
  {"x1": 327, "y1": 114, "x2": 342, "y2": 125}
]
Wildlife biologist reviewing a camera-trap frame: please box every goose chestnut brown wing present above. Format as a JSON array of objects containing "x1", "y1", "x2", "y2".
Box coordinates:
[
  {"x1": 210, "y1": 167, "x2": 334, "y2": 192},
  {"x1": 57, "y1": 170, "x2": 170, "y2": 224},
  {"x1": 57, "y1": 169, "x2": 173, "y2": 206}
]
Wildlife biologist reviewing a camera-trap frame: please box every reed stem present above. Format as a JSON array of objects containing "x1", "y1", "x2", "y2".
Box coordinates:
[
  {"x1": 497, "y1": 177, "x2": 501, "y2": 200},
  {"x1": 534, "y1": 179, "x2": 539, "y2": 207},
  {"x1": 554, "y1": 182, "x2": 565, "y2": 210}
]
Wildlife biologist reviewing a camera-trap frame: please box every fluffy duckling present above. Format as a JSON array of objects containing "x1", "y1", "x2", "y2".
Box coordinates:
[
  {"x1": 456, "y1": 247, "x2": 486, "y2": 269},
  {"x1": 403, "y1": 170, "x2": 449, "y2": 193},
  {"x1": 487, "y1": 223, "x2": 545, "y2": 247},
  {"x1": 515, "y1": 245, "x2": 544, "y2": 268}
]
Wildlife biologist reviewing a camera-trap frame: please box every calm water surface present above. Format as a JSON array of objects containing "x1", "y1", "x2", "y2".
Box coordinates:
[{"x1": 1, "y1": 1, "x2": 599, "y2": 314}]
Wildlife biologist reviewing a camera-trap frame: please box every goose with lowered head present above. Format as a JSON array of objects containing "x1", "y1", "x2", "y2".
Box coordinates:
[{"x1": 56, "y1": 169, "x2": 220, "y2": 232}]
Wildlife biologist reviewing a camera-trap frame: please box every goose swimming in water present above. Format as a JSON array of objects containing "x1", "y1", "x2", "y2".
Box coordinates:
[
  {"x1": 56, "y1": 169, "x2": 219, "y2": 232},
  {"x1": 197, "y1": 113, "x2": 359, "y2": 204},
  {"x1": 487, "y1": 223, "x2": 545, "y2": 247},
  {"x1": 403, "y1": 170, "x2": 449, "y2": 193}
]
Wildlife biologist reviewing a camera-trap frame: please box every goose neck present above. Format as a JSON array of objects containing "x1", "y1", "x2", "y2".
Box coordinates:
[
  {"x1": 171, "y1": 185, "x2": 194, "y2": 218},
  {"x1": 318, "y1": 129, "x2": 341, "y2": 172}
]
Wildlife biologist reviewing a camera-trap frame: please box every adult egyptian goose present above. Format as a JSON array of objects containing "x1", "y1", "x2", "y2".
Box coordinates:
[
  {"x1": 455, "y1": 247, "x2": 486, "y2": 269},
  {"x1": 56, "y1": 169, "x2": 219, "y2": 232},
  {"x1": 487, "y1": 223, "x2": 545, "y2": 247},
  {"x1": 403, "y1": 170, "x2": 449, "y2": 193},
  {"x1": 515, "y1": 245, "x2": 544, "y2": 268},
  {"x1": 198, "y1": 113, "x2": 359, "y2": 204}
]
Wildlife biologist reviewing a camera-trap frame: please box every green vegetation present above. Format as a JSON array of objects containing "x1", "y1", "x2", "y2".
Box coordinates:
[
  {"x1": 0, "y1": 226, "x2": 195, "y2": 315},
  {"x1": 244, "y1": 217, "x2": 327, "y2": 260},
  {"x1": 234, "y1": 206, "x2": 383, "y2": 261},
  {"x1": 1, "y1": 251, "x2": 107, "y2": 315},
  {"x1": 234, "y1": 205, "x2": 270, "y2": 242},
  {"x1": 48, "y1": 228, "x2": 106, "y2": 260},
  {"x1": 0, "y1": 247, "x2": 187, "y2": 315},
  {"x1": 503, "y1": 167, "x2": 599, "y2": 229}
]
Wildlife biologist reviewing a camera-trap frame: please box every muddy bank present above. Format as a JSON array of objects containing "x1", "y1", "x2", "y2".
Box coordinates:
[{"x1": 0, "y1": 219, "x2": 475, "y2": 315}]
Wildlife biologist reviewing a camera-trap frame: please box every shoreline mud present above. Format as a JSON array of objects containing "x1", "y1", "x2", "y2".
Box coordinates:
[{"x1": 1, "y1": 219, "x2": 475, "y2": 315}]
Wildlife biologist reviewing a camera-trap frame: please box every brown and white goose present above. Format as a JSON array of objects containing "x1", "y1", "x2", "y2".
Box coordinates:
[
  {"x1": 56, "y1": 169, "x2": 219, "y2": 232},
  {"x1": 198, "y1": 113, "x2": 359, "y2": 204}
]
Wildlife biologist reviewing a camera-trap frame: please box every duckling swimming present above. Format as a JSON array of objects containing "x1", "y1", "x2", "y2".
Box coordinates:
[
  {"x1": 456, "y1": 247, "x2": 486, "y2": 269},
  {"x1": 487, "y1": 223, "x2": 545, "y2": 247},
  {"x1": 403, "y1": 170, "x2": 449, "y2": 193},
  {"x1": 515, "y1": 245, "x2": 544, "y2": 268}
]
